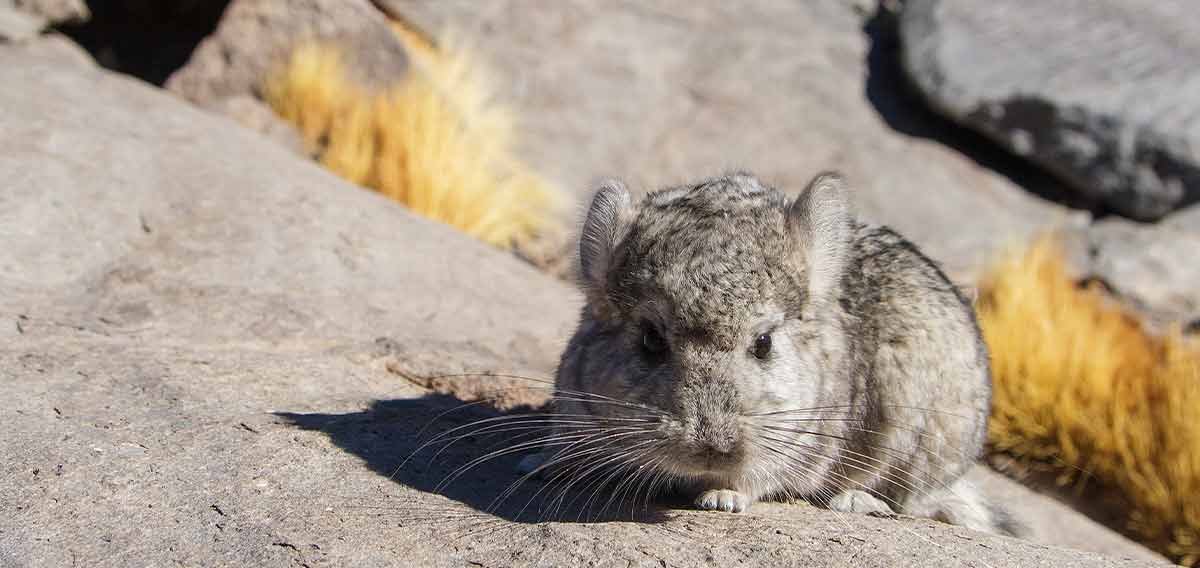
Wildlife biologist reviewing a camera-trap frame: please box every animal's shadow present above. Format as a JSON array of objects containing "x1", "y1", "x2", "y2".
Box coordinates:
[{"x1": 277, "y1": 394, "x2": 675, "y2": 525}]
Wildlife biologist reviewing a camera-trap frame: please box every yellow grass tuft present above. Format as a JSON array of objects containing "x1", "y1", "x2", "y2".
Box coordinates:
[
  {"x1": 977, "y1": 237, "x2": 1200, "y2": 565},
  {"x1": 264, "y1": 28, "x2": 563, "y2": 249}
]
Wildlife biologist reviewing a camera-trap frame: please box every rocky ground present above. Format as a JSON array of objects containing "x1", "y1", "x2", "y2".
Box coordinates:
[{"x1": 1, "y1": 0, "x2": 1195, "y2": 566}]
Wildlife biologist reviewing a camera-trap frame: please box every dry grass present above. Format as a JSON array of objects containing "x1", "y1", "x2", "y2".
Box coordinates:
[
  {"x1": 264, "y1": 26, "x2": 563, "y2": 249},
  {"x1": 977, "y1": 236, "x2": 1200, "y2": 565}
]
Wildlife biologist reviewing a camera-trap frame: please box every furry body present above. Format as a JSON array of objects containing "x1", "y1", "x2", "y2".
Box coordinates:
[{"x1": 545, "y1": 172, "x2": 1011, "y2": 534}]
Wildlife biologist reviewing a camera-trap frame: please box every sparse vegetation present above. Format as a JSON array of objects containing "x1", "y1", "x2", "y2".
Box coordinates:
[
  {"x1": 977, "y1": 237, "x2": 1200, "y2": 566},
  {"x1": 264, "y1": 25, "x2": 563, "y2": 250}
]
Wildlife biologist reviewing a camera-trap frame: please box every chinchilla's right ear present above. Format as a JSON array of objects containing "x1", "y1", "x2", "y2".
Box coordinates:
[
  {"x1": 579, "y1": 179, "x2": 633, "y2": 312},
  {"x1": 787, "y1": 171, "x2": 852, "y2": 302}
]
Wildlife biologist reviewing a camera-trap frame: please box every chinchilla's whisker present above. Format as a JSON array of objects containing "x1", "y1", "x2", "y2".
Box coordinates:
[
  {"x1": 754, "y1": 416, "x2": 863, "y2": 424},
  {"x1": 597, "y1": 449, "x2": 658, "y2": 519},
  {"x1": 754, "y1": 416, "x2": 964, "y2": 474},
  {"x1": 632, "y1": 454, "x2": 673, "y2": 516},
  {"x1": 547, "y1": 439, "x2": 662, "y2": 521},
  {"x1": 549, "y1": 441, "x2": 661, "y2": 521},
  {"x1": 547, "y1": 390, "x2": 671, "y2": 415},
  {"x1": 745, "y1": 404, "x2": 859, "y2": 417},
  {"x1": 426, "y1": 417, "x2": 652, "y2": 464},
  {"x1": 756, "y1": 432, "x2": 932, "y2": 501},
  {"x1": 602, "y1": 444, "x2": 672, "y2": 521},
  {"x1": 756, "y1": 436, "x2": 914, "y2": 514},
  {"x1": 757, "y1": 425, "x2": 958, "y2": 499},
  {"x1": 492, "y1": 432, "x2": 656, "y2": 517},
  {"x1": 497, "y1": 429, "x2": 662, "y2": 518},
  {"x1": 532, "y1": 446, "x2": 632, "y2": 520},
  {"x1": 749, "y1": 403, "x2": 974, "y2": 421},
  {"x1": 750, "y1": 438, "x2": 861, "y2": 536},
  {"x1": 758, "y1": 414, "x2": 979, "y2": 462},
  {"x1": 760, "y1": 413, "x2": 984, "y2": 479},
  {"x1": 761, "y1": 431, "x2": 992, "y2": 523},
  {"x1": 844, "y1": 424, "x2": 981, "y2": 462},
  {"x1": 436, "y1": 428, "x2": 650, "y2": 494},
  {"x1": 467, "y1": 425, "x2": 653, "y2": 479},
  {"x1": 404, "y1": 412, "x2": 652, "y2": 468},
  {"x1": 755, "y1": 423, "x2": 935, "y2": 470},
  {"x1": 577, "y1": 446, "x2": 661, "y2": 521}
]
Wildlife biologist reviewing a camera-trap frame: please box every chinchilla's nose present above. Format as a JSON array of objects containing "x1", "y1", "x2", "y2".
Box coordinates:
[{"x1": 695, "y1": 413, "x2": 741, "y2": 456}]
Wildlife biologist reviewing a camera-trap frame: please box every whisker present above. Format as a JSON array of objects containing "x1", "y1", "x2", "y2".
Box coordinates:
[
  {"x1": 494, "y1": 430, "x2": 657, "y2": 517},
  {"x1": 435, "y1": 427, "x2": 652, "y2": 494}
]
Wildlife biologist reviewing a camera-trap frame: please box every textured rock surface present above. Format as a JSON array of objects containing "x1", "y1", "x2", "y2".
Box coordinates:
[
  {"x1": 166, "y1": 0, "x2": 408, "y2": 106},
  {"x1": 899, "y1": 0, "x2": 1200, "y2": 221},
  {"x1": 382, "y1": 0, "x2": 1087, "y2": 281},
  {"x1": 1070, "y1": 207, "x2": 1200, "y2": 327},
  {"x1": 0, "y1": 2, "x2": 41, "y2": 40},
  {"x1": 968, "y1": 468, "x2": 1167, "y2": 564},
  {"x1": 0, "y1": 52, "x2": 1167, "y2": 567},
  {"x1": 0, "y1": 29, "x2": 92, "y2": 65},
  {"x1": 9, "y1": 0, "x2": 87, "y2": 25},
  {"x1": 202, "y1": 94, "x2": 308, "y2": 156}
]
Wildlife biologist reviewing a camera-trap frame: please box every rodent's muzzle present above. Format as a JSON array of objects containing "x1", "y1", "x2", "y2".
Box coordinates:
[{"x1": 683, "y1": 413, "x2": 746, "y2": 472}]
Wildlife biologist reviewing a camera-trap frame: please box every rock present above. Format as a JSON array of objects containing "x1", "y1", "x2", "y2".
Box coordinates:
[
  {"x1": 0, "y1": 30, "x2": 93, "y2": 65},
  {"x1": 166, "y1": 0, "x2": 409, "y2": 106},
  {"x1": 898, "y1": 0, "x2": 1200, "y2": 222},
  {"x1": 0, "y1": 50, "x2": 569, "y2": 362},
  {"x1": 1073, "y1": 208, "x2": 1200, "y2": 327},
  {"x1": 9, "y1": 0, "x2": 87, "y2": 25},
  {"x1": 968, "y1": 467, "x2": 1169, "y2": 565},
  {"x1": 379, "y1": 0, "x2": 1087, "y2": 282},
  {"x1": 0, "y1": 2, "x2": 42, "y2": 41},
  {"x1": 0, "y1": 51, "x2": 1164, "y2": 567},
  {"x1": 202, "y1": 95, "x2": 308, "y2": 156}
]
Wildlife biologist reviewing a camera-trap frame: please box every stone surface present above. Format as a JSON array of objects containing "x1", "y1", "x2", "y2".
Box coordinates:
[
  {"x1": 1070, "y1": 207, "x2": 1200, "y2": 327},
  {"x1": 899, "y1": 0, "x2": 1200, "y2": 222},
  {"x1": 10, "y1": 0, "x2": 87, "y2": 25},
  {"x1": 0, "y1": 30, "x2": 92, "y2": 65},
  {"x1": 203, "y1": 94, "x2": 308, "y2": 157},
  {"x1": 0, "y1": 51, "x2": 1166, "y2": 567},
  {"x1": 968, "y1": 468, "x2": 1168, "y2": 564},
  {"x1": 379, "y1": 0, "x2": 1091, "y2": 282},
  {"x1": 166, "y1": 0, "x2": 409, "y2": 106},
  {"x1": 0, "y1": 2, "x2": 41, "y2": 40}
]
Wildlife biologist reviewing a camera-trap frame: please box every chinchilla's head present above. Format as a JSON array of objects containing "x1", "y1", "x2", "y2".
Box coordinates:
[{"x1": 560, "y1": 171, "x2": 857, "y2": 482}]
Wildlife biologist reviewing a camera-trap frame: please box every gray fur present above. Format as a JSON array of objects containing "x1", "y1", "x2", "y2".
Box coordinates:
[{"x1": 548, "y1": 171, "x2": 1013, "y2": 535}]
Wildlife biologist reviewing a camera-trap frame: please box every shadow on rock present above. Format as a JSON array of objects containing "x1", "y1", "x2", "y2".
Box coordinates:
[
  {"x1": 276, "y1": 394, "x2": 673, "y2": 525},
  {"x1": 861, "y1": 4, "x2": 1105, "y2": 216}
]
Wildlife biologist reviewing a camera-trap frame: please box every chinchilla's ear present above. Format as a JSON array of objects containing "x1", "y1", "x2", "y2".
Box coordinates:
[
  {"x1": 787, "y1": 171, "x2": 852, "y2": 301},
  {"x1": 579, "y1": 179, "x2": 633, "y2": 303}
]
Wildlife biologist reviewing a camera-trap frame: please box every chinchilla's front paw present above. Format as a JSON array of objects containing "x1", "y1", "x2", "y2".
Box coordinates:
[{"x1": 695, "y1": 489, "x2": 751, "y2": 513}]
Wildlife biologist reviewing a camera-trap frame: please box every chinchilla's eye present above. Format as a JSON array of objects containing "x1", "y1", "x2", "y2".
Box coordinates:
[
  {"x1": 640, "y1": 324, "x2": 667, "y2": 357},
  {"x1": 753, "y1": 333, "x2": 772, "y2": 360}
]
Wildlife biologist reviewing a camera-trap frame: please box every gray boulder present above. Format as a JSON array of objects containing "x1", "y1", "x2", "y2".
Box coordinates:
[
  {"x1": 0, "y1": 51, "x2": 1166, "y2": 567},
  {"x1": 899, "y1": 0, "x2": 1200, "y2": 221}
]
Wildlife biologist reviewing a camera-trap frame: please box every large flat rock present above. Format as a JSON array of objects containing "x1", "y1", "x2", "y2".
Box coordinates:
[
  {"x1": 899, "y1": 0, "x2": 1200, "y2": 222},
  {"x1": 0, "y1": 47, "x2": 1165, "y2": 568}
]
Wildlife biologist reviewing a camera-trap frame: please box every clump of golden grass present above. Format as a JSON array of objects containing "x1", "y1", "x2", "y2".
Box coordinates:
[
  {"x1": 264, "y1": 25, "x2": 563, "y2": 249},
  {"x1": 977, "y1": 237, "x2": 1200, "y2": 565}
]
